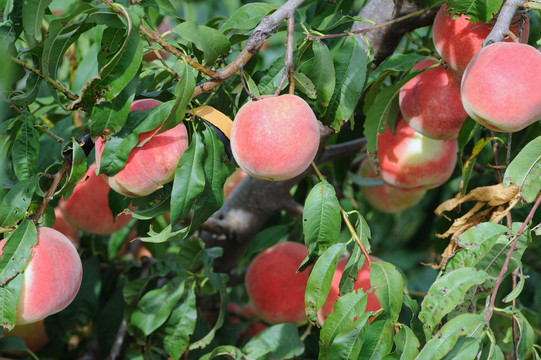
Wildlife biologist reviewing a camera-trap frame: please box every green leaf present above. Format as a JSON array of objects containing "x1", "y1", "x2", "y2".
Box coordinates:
[
  {"x1": 174, "y1": 21, "x2": 230, "y2": 65},
  {"x1": 502, "y1": 263, "x2": 525, "y2": 303},
  {"x1": 366, "y1": 53, "x2": 427, "y2": 85},
  {"x1": 371, "y1": 261, "x2": 402, "y2": 320},
  {"x1": 10, "y1": 65, "x2": 41, "y2": 107},
  {"x1": 461, "y1": 137, "x2": 501, "y2": 195},
  {"x1": 163, "y1": 287, "x2": 197, "y2": 360},
  {"x1": 416, "y1": 314, "x2": 486, "y2": 360},
  {"x1": 305, "y1": 242, "x2": 347, "y2": 324},
  {"x1": 243, "y1": 323, "x2": 304, "y2": 359},
  {"x1": 22, "y1": 0, "x2": 53, "y2": 42},
  {"x1": 302, "y1": 180, "x2": 342, "y2": 264},
  {"x1": 131, "y1": 278, "x2": 186, "y2": 336},
  {"x1": 162, "y1": 61, "x2": 195, "y2": 133},
  {"x1": 447, "y1": 0, "x2": 504, "y2": 23},
  {"x1": 12, "y1": 113, "x2": 39, "y2": 181},
  {"x1": 319, "y1": 290, "x2": 369, "y2": 359},
  {"x1": 89, "y1": 70, "x2": 138, "y2": 137},
  {"x1": 395, "y1": 325, "x2": 420, "y2": 359},
  {"x1": 503, "y1": 135, "x2": 541, "y2": 203},
  {"x1": 497, "y1": 307, "x2": 536, "y2": 359},
  {"x1": 308, "y1": 41, "x2": 335, "y2": 115},
  {"x1": 445, "y1": 222, "x2": 509, "y2": 272},
  {"x1": 323, "y1": 36, "x2": 367, "y2": 131},
  {"x1": 0, "y1": 273, "x2": 24, "y2": 330},
  {"x1": 200, "y1": 345, "x2": 243, "y2": 360},
  {"x1": 441, "y1": 336, "x2": 482, "y2": 360},
  {"x1": 0, "y1": 177, "x2": 38, "y2": 227},
  {"x1": 55, "y1": 137, "x2": 88, "y2": 196},
  {"x1": 219, "y1": 3, "x2": 279, "y2": 33},
  {"x1": 357, "y1": 318, "x2": 395, "y2": 359},
  {"x1": 419, "y1": 268, "x2": 489, "y2": 339},
  {"x1": 293, "y1": 71, "x2": 317, "y2": 100},
  {"x1": 0, "y1": 220, "x2": 37, "y2": 286}
]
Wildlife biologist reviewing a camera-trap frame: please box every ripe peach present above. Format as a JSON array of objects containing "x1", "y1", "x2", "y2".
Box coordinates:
[
  {"x1": 318, "y1": 257, "x2": 381, "y2": 323},
  {"x1": 59, "y1": 163, "x2": 132, "y2": 235},
  {"x1": 224, "y1": 169, "x2": 248, "y2": 199},
  {"x1": 245, "y1": 242, "x2": 310, "y2": 324},
  {"x1": 461, "y1": 42, "x2": 541, "y2": 133},
  {"x1": 143, "y1": 17, "x2": 173, "y2": 62},
  {"x1": 432, "y1": 5, "x2": 529, "y2": 74},
  {"x1": 230, "y1": 94, "x2": 320, "y2": 181},
  {"x1": 3, "y1": 320, "x2": 49, "y2": 353},
  {"x1": 0, "y1": 227, "x2": 83, "y2": 325},
  {"x1": 358, "y1": 158, "x2": 426, "y2": 213},
  {"x1": 377, "y1": 114, "x2": 458, "y2": 189},
  {"x1": 52, "y1": 207, "x2": 80, "y2": 247},
  {"x1": 399, "y1": 59, "x2": 467, "y2": 139},
  {"x1": 95, "y1": 99, "x2": 189, "y2": 197}
]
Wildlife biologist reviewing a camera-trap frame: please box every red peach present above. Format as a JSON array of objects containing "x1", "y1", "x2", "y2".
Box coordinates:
[
  {"x1": 245, "y1": 242, "x2": 310, "y2": 324},
  {"x1": 59, "y1": 163, "x2": 132, "y2": 235},
  {"x1": 318, "y1": 257, "x2": 381, "y2": 323},
  {"x1": 377, "y1": 114, "x2": 458, "y2": 190},
  {"x1": 95, "y1": 99, "x2": 189, "y2": 197},
  {"x1": 230, "y1": 94, "x2": 320, "y2": 181},
  {"x1": 224, "y1": 169, "x2": 248, "y2": 199},
  {"x1": 399, "y1": 59, "x2": 467, "y2": 139},
  {"x1": 432, "y1": 5, "x2": 529, "y2": 74},
  {"x1": 461, "y1": 42, "x2": 541, "y2": 133},
  {"x1": 52, "y1": 207, "x2": 80, "y2": 247},
  {"x1": 0, "y1": 227, "x2": 83, "y2": 325},
  {"x1": 3, "y1": 320, "x2": 49, "y2": 353},
  {"x1": 358, "y1": 158, "x2": 426, "y2": 213}
]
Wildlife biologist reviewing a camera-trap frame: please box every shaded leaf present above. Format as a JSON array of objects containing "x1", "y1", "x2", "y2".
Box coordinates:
[
  {"x1": 22, "y1": 0, "x2": 53, "y2": 42},
  {"x1": 503, "y1": 135, "x2": 541, "y2": 203},
  {"x1": 0, "y1": 273, "x2": 24, "y2": 330},
  {"x1": 308, "y1": 41, "x2": 335, "y2": 115},
  {"x1": 12, "y1": 113, "x2": 39, "y2": 181},
  {"x1": 220, "y1": 3, "x2": 279, "y2": 33},
  {"x1": 174, "y1": 21, "x2": 230, "y2": 65},
  {"x1": 243, "y1": 323, "x2": 304, "y2": 359},
  {"x1": 0, "y1": 177, "x2": 38, "y2": 228},
  {"x1": 163, "y1": 287, "x2": 197, "y2": 360}
]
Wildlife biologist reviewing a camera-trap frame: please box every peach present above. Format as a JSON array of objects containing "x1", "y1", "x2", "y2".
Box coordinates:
[
  {"x1": 461, "y1": 42, "x2": 541, "y2": 133},
  {"x1": 59, "y1": 164, "x2": 132, "y2": 235},
  {"x1": 377, "y1": 114, "x2": 458, "y2": 190},
  {"x1": 3, "y1": 320, "x2": 49, "y2": 353},
  {"x1": 432, "y1": 5, "x2": 529, "y2": 74},
  {"x1": 358, "y1": 158, "x2": 426, "y2": 213},
  {"x1": 245, "y1": 242, "x2": 310, "y2": 324},
  {"x1": 52, "y1": 207, "x2": 80, "y2": 247},
  {"x1": 0, "y1": 227, "x2": 83, "y2": 325},
  {"x1": 226, "y1": 303, "x2": 268, "y2": 339},
  {"x1": 399, "y1": 59, "x2": 467, "y2": 139},
  {"x1": 224, "y1": 168, "x2": 248, "y2": 199},
  {"x1": 230, "y1": 94, "x2": 320, "y2": 181},
  {"x1": 95, "y1": 99, "x2": 189, "y2": 197},
  {"x1": 143, "y1": 17, "x2": 173, "y2": 62},
  {"x1": 318, "y1": 257, "x2": 381, "y2": 323}
]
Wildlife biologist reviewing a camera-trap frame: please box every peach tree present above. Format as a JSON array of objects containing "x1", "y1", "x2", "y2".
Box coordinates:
[{"x1": 0, "y1": 0, "x2": 540, "y2": 359}]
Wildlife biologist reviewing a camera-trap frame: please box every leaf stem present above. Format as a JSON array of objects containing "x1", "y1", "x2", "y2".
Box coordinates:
[
  {"x1": 310, "y1": 162, "x2": 372, "y2": 264},
  {"x1": 34, "y1": 124, "x2": 65, "y2": 143},
  {"x1": 9, "y1": 56, "x2": 78, "y2": 101}
]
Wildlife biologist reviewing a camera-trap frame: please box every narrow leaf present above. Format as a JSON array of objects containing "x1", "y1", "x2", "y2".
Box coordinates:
[
  {"x1": 308, "y1": 41, "x2": 335, "y2": 115},
  {"x1": 0, "y1": 273, "x2": 24, "y2": 330},
  {"x1": 163, "y1": 288, "x2": 197, "y2": 360},
  {"x1": 243, "y1": 323, "x2": 304, "y2": 359},
  {"x1": 0, "y1": 220, "x2": 37, "y2": 286},
  {"x1": 0, "y1": 177, "x2": 38, "y2": 227},
  {"x1": 371, "y1": 261, "x2": 403, "y2": 321},
  {"x1": 503, "y1": 135, "x2": 541, "y2": 203},
  {"x1": 220, "y1": 3, "x2": 279, "y2": 33},
  {"x1": 12, "y1": 113, "x2": 39, "y2": 180},
  {"x1": 22, "y1": 0, "x2": 53, "y2": 42},
  {"x1": 174, "y1": 21, "x2": 230, "y2": 65}
]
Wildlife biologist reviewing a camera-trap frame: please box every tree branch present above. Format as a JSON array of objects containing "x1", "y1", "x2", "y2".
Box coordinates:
[{"x1": 483, "y1": 0, "x2": 528, "y2": 46}]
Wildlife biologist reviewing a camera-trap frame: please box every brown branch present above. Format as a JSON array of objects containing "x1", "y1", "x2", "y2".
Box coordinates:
[
  {"x1": 275, "y1": 16, "x2": 296, "y2": 96},
  {"x1": 9, "y1": 56, "x2": 79, "y2": 101},
  {"x1": 483, "y1": 0, "x2": 528, "y2": 46},
  {"x1": 193, "y1": 0, "x2": 306, "y2": 98}
]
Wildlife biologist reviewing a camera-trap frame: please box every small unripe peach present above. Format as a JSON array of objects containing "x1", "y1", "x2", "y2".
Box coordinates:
[
  {"x1": 95, "y1": 99, "x2": 189, "y2": 197},
  {"x1": 245, "y1": 242, "x2": 310, "y2": 324},
  {"x1": 59, "y1": 164, "x2": 132, "y2": 235},
  {"x1": 377, "y1": 115, "x2": 458, "y2": 189},
  {"x1": 230, "y1": 95, "x2": 320, "y2": 181},
  {"x1": 358, "y1": 158, "x2": 426, "y2": 213},
  {"x1": 432, "y1": 5, "x2": 530, "y2": 74},
  {"x1": 0, "y1": 227, "x2": 83, "y2": 325},
  {"x1": 399, "y1": 59, "x2": 467, "y2": 139},
  {"x1": 461, "y1": 42, "x2": 541, "y2": 132},
  {"x1": 3, "y1": 320, "x2": 49, "y2": 353}
]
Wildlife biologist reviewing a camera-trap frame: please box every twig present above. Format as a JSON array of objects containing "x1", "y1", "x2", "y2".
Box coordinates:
[
  {"x1": 31, "y1": 160, "x2": 71, "y2": 225},
  {"x1": 483, "y1": 0, "x2": 527, "y2": 46},
  {"x1": 310, "y1": 162, "x2": 372, "y2": 264},
  {"x1": 34, "y1": 124, "x2": 65, "y2": 143},
  {"x1": 9, "y1": 56, "x2": 78, "y2": 101},
  {"x1": 193, "y1": 0, "x2": 306, "y2": 97},
  {"x1": 275, "y1": 16, "x2": 296, "y2": 96},
  {"x1": 305, "y1": 2, "x2": 443, "y2": 41},
  {"x1": 143, "y1": 37, "x2": 180, "y2": 81},
  {"x1": 239, "y1": 69, "x2": 258, "y2": 101},
  {"x1": 486, "y1": 191, "x2": 541, "y2": 323},
  {"x1": 512, "y1": 267, "x2": 520, "y2": 359}
]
